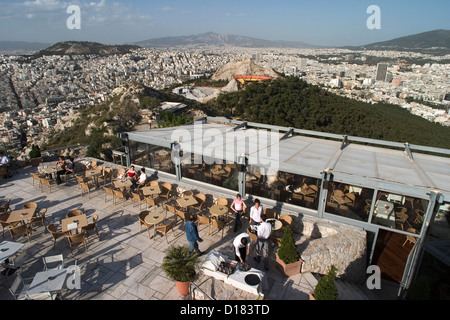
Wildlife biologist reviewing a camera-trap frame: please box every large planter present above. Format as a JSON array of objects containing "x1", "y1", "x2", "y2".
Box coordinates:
[
  {"x1": 30, "y1": 157, "x2": 43, "y2": 167},
  {"x1": 176, "y1": 281, "x2": 191, "y2": 296},
  {"x1": 276, "y1": 252, "x2": 303, "y2": 277}
]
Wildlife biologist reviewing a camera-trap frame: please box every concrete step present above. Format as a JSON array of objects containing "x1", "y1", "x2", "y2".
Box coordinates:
[{"x1": 335, "y1": 279, "x2": 371, "y2": 300}]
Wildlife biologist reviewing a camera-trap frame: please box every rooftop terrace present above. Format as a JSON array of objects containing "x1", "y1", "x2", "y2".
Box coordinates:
[{"x1": 0, "y1": 159, "x2": 399, "y2": 301}]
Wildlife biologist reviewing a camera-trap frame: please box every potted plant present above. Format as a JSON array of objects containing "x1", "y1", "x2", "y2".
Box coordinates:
[
  {"x1": 161, "y1": 245, "x2": 201, "y2": 296},
  {"x1": 275, "y1": 225, "x2": 303, "y2": 277},
  {"x1": 310, "y1": 265, "x2": 338, "y2": 300}
]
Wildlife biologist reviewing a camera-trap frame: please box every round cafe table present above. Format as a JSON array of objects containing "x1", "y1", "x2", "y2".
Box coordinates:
[
  {"x1": 210, "y1": 205, "x2": 228, "y2": 217},
  {"x1": 266, "y1": 219, "x2": 283, "y2": 231},
  {"x1": 144, "y1": 213, "x2": 166, "y2": 238}
]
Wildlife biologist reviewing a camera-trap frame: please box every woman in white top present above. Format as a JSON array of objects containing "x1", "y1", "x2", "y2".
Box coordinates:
[{"x1": 249, "y1": 198, "x2": 263, "y2": 226}]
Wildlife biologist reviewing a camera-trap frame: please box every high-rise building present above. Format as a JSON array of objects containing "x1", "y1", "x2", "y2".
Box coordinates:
[{"x1": 376, "y1": 63, "x2": 388, "y2": 82}]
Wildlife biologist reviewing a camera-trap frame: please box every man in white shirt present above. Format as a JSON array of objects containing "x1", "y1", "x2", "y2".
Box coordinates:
[
  {"x1": 130, "y1": 168, "x2": 147, "y2": 193},
  {"x1": 254, "y1": 214, "x2": 272, "y2": 270},
  {"x1": 249, "y1": 198, "x2": 263, "y2": 226},
  {"x1": 233, "y1": 232, "x2": 250, "y2": 263}
]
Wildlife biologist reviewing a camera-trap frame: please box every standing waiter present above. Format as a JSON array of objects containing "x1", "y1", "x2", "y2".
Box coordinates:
[{"x1": 254, "y1": 214, "x2": 272, "y2": 270}]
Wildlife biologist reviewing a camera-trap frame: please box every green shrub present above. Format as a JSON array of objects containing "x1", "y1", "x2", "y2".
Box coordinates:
[
  {"x1": 314, "y1": 265, "x2": 338, "y2": 300},
  {"x1": 28, "y1": 145, "x2": 41, "y2": 159},
  {"x1": 277, "y1": 225, "x2": 298, "y2": 264},
  {"x1": 161, "y1": 245, "x2": 201, "y2": 283}
]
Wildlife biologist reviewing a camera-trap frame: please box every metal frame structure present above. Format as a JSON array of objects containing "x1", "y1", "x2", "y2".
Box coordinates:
[{"x1": 120, "y1": 116, "x2": 450, "y2": 294}]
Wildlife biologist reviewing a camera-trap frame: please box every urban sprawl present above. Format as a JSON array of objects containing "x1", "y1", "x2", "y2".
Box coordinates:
[{"x1": 1, "y1": 47, "x2": 449, "y2": 154}]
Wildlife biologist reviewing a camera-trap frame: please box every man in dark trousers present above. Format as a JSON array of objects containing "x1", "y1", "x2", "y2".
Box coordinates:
[
  {"x1": 185, "y1": 213, "x2": 204, "y2": 256},
  {"x1": 254, "y1": 214, "x2": 272, "y2": 270}
]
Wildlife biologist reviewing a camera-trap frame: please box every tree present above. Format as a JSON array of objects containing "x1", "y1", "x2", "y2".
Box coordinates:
[{"x1": 314, "y1": 265, "x2": 338, "y2": 300}]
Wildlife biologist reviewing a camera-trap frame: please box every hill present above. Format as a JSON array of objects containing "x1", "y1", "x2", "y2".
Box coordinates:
[
  {"x1": 0, "y1": 41, "x2": 50, "y2": 51},
  {"x1": 205, "y1": 76, "x2": 450, "y2": 150},
  {"x1": 135, "y1": 32, "x2": 316, "y2": 48},
  {"x1": 35, "y1": 41, "x2": 140, "y2": 57},
  {"x1": 343, "y1": 29, "x2": 450, "y2": 54}
]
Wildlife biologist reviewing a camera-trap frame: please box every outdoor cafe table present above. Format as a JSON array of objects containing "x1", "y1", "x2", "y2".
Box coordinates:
[
  {"x1": 0, "y1": 241, "x2": 25, "y2": 263},
  {"x1": 61, "y1": 214, "x2": 88, "y2": 233},
  {"x1": 144, "y1": 213, "x2": 166, "y2": 238},
  {"x1": 210, "y1": 205, "x2": 228, "y2": 218},
  {"x1": 26, "y1": 268, "x2": 68, "y2": 299},
  {"x1": 40, "y1": 163, "x2": 61, "y2": 178},
  {"x1": 331, "y1": 194, "x2": 353, "y2": 206},
  {"x1": 6, "y1": 208, "x2": 35, "y2": 224},
  {"x1": 114, "y1": 179, "x2": 133, "y2": 190},
  {"x1": 299, "y1": 185, "x2": 317, "y2": 196},
  {"x1": 85, "y1": 169, "x2": 102, "y2": 188},
  {"x1": 142, "y1": 185, "x2": 161, "y2": 198},
  {"x1": 266, "y1": 219, "x2": 283, "y2": 231},
  {"x1": 176, "y1": 195, "x2": 198, "y2": 211},
  {"x1": 373, "y1": 200, "x2": 395, "y2": 228}
]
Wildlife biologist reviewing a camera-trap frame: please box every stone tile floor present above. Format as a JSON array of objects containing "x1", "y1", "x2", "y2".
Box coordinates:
[{"x1": 0, "y1": 163, "x2": 318, "y2": 301}]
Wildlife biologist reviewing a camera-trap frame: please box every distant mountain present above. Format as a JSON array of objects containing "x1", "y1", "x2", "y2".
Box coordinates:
[
  {"x1": 135, "y1": 32, "x2": 317, "y2": 48},
  {"x1": 343, "y1": 29, "x2": 450, "y2": 54},
  {"x1": 0, "y1": 41, "x2": 50, "y2": 51},
  {"x1": 34, "y1": 41, "x2": 140, "y2": 57}
]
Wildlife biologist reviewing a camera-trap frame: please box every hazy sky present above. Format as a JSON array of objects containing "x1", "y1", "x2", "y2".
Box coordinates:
[{"x1": 0, "y1": 0, "x2": 449, "y2": 46}]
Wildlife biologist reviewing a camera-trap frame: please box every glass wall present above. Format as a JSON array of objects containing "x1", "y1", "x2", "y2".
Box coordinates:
[
  {"x1": 325, "y1": 182, "x2": 374, "y2": 222},
  {"x1": 130, "y1": 142, "x2": 175, "y2": 175},
  {"x1": 370, "y1": 190, "x2": 428, "y2": 233},
  {"x1": 246, "y1": 166, "x2": 320, "y2": 210},
  {"x1": 428, "y1": 202, "x2": 450, "y2": 239},
  {"x1": 181, "y1": 153, "x2": 239, "y2": 192}
]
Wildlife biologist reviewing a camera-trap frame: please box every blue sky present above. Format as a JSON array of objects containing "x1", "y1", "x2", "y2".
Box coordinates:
[{"x1": 0, "y1": 0, "x2": 448, "y2": 46}]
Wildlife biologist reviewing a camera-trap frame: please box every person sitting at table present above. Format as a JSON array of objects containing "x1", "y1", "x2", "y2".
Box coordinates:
[
  {"x1": 230, "y1": 193, "x2": 247, "y2": 233},
  {"x1": 0, "y1": 151, "x2": 10, "y2": 167},
  {"x1": 233, "y1": 232, "x2": 250, "y2": 263},
  {"x1": 249, "y1": 198, "x2": 263, "y2": 226},
  {"x1": 66, "y1": 157, "x2": 75, "y2": 174},
  {"x1": 125, "y1": 165, "x2": 138, "y2": 180},
  {"x1": 55, "y1": 156, "x2": 67, "y2": 185},
  {"x1": 130, "y1": 168, "x2": 147, "y2": 193}
]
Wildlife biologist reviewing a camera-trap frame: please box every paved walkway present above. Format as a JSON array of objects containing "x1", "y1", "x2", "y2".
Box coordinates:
[{"x1": 0, "y1": 162, "x2": 318, "y2": 300}]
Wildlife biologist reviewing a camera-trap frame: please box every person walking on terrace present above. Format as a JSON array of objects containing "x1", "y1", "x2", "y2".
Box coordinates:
[{"x1": 185, "y1": 214, "x2": 204, "y2": 256}]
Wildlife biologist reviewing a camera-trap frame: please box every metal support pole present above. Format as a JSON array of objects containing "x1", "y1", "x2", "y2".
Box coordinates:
[{"x1": 237, "y1": 155, "x2": 247, "y2": 197}]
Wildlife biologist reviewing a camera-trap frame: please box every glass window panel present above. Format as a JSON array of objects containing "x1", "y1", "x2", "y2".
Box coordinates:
[
  {"x1": 247, "y1": 166, "x2": 320, "y2": 210},
  {"x1": 181, "y1": 154, "x2": 239, "y2": 191},
  {"x1": 371, "y1": 191, "x2": 428, "y2": 233},
  {"x1": 325, "y1": 182, "x2": 374, "y2": 222}
]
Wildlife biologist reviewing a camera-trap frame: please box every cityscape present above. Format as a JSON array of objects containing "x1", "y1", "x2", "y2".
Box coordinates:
[
  {"x1": 0, "y1": 0, "x2": 449, "y2": 305},
  {"x1": 1, "y1": 44, "x2": 449, "y2": 156}
]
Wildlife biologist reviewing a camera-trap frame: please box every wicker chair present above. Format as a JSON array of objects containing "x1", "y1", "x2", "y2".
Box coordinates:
[
  {"x1": 30, "y1": 208, "x2": 48, "y2": 229},
  {"x1": 47, "y1": 224, "x2": 68, "y2": 250},
  {"x1": 138, "y1": 211, "x2": 153, "y2": 240},
  {"x1": 66, "y1": 230, "x2": 88, "y2": 253},
  {"x1": 67, "y1": 209, "x2": 84, "y2": 218},
  {"x1": 131, "y1": 191, "x2": 146, "y2": 210},
  {"x1": 154, "y1": 218, "x2": 175, "y2": 244},
  {"x1": 83, "y1": 214, "x2": 100, "y2": 239}
]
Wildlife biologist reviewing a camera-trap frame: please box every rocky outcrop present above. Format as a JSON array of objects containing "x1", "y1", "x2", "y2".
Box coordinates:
[
  {"x1": 211, "y1": 59, "x2": 279, "y2": 82},
  {"x1": 290, "y1": 215, "x2": 367, "y2": 284}
]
